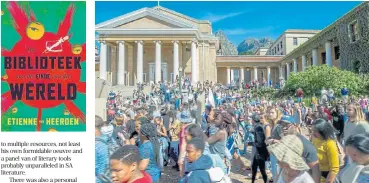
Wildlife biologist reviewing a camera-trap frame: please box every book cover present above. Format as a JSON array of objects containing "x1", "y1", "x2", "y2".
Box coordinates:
[{"x1": 1, "y1": 1, "x2": 86, "y2": 132}]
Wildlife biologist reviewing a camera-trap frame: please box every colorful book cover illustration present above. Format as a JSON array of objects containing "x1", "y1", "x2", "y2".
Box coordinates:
[{"x1": 1, "y1": 1, "x2": 86, "y2": 132}]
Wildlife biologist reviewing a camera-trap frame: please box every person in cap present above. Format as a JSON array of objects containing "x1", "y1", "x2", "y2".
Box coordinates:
[
  {"x1": 267, "y1": 135, "x2": 315, "y2": 183},
  {"x1": 278, "y1": 115, "x2": 321, "y2": 183},
  {"x1": 95, "y1": 115, "x2": 109, "y2": 183}
]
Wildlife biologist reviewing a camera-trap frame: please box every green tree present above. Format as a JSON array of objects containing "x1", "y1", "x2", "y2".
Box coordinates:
[{"x1": 281, "y1": 65, "x2": 369, "y2": 97}]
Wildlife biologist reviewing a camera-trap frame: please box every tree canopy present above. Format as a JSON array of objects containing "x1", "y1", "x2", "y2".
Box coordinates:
[{"x1": 282, "y1": 65, "x2": 369, "y2": 97}]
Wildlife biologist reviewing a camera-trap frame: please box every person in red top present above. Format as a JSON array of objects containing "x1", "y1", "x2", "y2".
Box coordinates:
[
  {"x1": 296, "y1": 88, "x2": 304, "y2": 103},
  {"x1": 110, "y1": 145, "x2": 153, "y2": 183}
]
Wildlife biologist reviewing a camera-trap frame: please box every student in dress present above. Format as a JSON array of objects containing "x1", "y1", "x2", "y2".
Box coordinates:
[
  {"x1": 207, "y1": 110, "x2": 233, "y2": 172},
  {"x1": 267, "y1": 135, "x2": 315, "y2": 183},
  {"x1": 339, "y1": 133, "x2": 369, "y2": 183},
  {"x1": 139, "y1": 123, "x2": 162, "y2": 183},
  {"x1": 110, "y1": 145, "x2": 153, "y2": 183}
]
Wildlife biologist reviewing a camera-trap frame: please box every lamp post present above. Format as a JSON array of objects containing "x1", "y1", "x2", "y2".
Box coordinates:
[{"x1": 179, "y1": 67, "x2": 183, "y2": 94}]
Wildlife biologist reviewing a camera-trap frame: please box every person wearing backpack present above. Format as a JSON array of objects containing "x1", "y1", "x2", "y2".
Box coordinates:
[
  {"x1": 251, "y1": 113, "x2": 269, "y2": 183},
  {"x1": 180, "y1": 138, "x2": 213, "y2": 183},
  {"x1": 95, "y1": 115, "x2": 109, "y2": 183}
]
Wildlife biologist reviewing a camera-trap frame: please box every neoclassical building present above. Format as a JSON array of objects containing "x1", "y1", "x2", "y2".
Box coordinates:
[
  {"x1": 95, "y1": 2, "x2": 369, "y2": 86},
  {"x1": 96, "y1": 6, "x2": 219, "y2": 86},
  {"x1": 96, "y1": 6, "x2": 281, "y2": 86}
]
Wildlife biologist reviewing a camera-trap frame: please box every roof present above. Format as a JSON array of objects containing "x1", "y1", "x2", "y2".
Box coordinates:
[
  {"x1": 152, "y1": 6, "x2": 210, "y2": 24},
  {"x1": 284, "y1": 29, "x2": 321, "y2": 34},
  {"x1": 216, "y1": 55, "x2": 283, "y2": 62}
]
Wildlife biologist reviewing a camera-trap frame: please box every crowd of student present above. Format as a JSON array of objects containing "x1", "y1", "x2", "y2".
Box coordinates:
[{"x1": 95, "y1": 81, "x2": 369, "y2": 183}]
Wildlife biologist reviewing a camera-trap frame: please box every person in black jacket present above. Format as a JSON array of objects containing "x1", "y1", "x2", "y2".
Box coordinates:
[
  {"x1": 251, "y1": 114, "x2": 269, "y2": 183},
  {"x1": 331, "y1": 105, "x2": 345, "y2": 140}
]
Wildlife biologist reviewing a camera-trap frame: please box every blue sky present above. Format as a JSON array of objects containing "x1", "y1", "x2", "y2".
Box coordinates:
[{"x1": 95, "y1": 1, "x2": 361, "y2": 45}]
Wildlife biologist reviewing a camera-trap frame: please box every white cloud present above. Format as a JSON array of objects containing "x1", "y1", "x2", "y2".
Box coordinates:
[
  {"x1": 201, "y1": 12, "x2": 244, "y2": 23},
  {"x1": 222, "y1": 26, "x2": 276, "y2": 35}
]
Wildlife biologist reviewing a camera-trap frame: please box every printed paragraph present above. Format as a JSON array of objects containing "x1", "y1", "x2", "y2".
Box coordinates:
[{"x1": 1, "y1": 141, "x2": 82, "y2": 182}]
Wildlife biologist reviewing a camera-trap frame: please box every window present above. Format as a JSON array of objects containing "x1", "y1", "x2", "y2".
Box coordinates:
[
  {"x1": 353, "y1": 60, "x2": 361, "y2": 73},
  {"x1": 293, "y1": 38, "x2": 298, "y2": 45},
  {"x1": 334, "y1": 46, "x2": 340, "y2": 60},
  {"x1": 143, "y1": 73, "x2": 147, "y2": 83},
  {"x1": 348, "y1": 20, "x2": 359, "y2": 43},
  {"x1": 171, "y1": 73, "x2": 174, "y2": 83},
  {"x1": 280, "y1": 41, "x2": 283, "y2": 49},
  {"x1": 277, "y1": 46, "x2": 279, "y2": 52},
  {"x1": 322, "y1": 52, "x2": 326, "y2": 64},
  {"x1": 281, "y1": 51, "x2": 284, "y2": 55}
]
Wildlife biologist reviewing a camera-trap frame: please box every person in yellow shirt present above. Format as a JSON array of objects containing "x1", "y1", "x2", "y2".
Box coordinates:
[
  {"x1": 169, "y1": 118, "x2": 182, "y2": 171},
  {"x1": 311, "y1": 94, "x2": 318, "y2": 111},
  {"x1": 311, "y1": 119, "x2": 340, "y2": 183}
]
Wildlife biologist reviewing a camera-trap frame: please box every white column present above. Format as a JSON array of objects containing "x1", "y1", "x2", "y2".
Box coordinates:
[
  {"x1": 240, "y1": 67, "x2": 245, "y2": 83},
  {"x1": 293, "y1": 59, "x2": 297, "y2": 73},
  {"x1": 136, "y1": 40, "x2": 144, "y2": 84},
  {"x1": 325, "y1": 41, "x2": 333, "y2": 67},
  {"x1": 286, "y1": 63, "x2": 290, "y2": 79},
  {"x1": 230, "y1": 69, "x2": 234, "y2": 82},
  {"x1": 191, "y1": 40, "x2": 198, "y2": 84},
  {"x1": 173, "y1": 41, "x2": 179, "y2": 83},
  {"x1": 254, "y1": 67, "x2": 258, "y2": 81},
  {"x1": 302, "y1": 55, "x2": 307, "y2": 71},
  {"x1": 267, "y1": 67, "x2": 271, "y2": 86},
  {"x1": 116, "y1": 41, "x2": 125, "y2": 85},
  {"x1": 312, "y1": 48, "x2": 318, "y2": 66},
  {"x1": 154, "y1": 41, "x2": 162, "y2": 83},
  {"x1": 99, "y1": 41, "x2": 107, "y2": 80},
  {"x1": 202, "y1": 42, "x2": 205, "y2": 82},
  {"x1": 227, "y1": 67, "x2": 231, "y2": 84},
  {"x1": 279, "y1": 65, "x2": 283, "y2": 78}
]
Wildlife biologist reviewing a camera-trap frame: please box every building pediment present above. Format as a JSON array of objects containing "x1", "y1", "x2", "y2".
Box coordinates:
[{"x1": 96, "y1": 7, "x2": 196, "y2": 29}]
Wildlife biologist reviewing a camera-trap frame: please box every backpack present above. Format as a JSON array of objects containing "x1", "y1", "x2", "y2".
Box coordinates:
[
  {"x1": 253, "y1": 123, "x2": 266, "y2": 148},
  {"x1": 183, "y1": 167, "x2": 232, "y2": 183},
  {"x1": 206, "y1": 167, "x2": 232, "y2": 183},
  {"x1": 96, "y1": 137, "x2": 120, "y2": 183}
]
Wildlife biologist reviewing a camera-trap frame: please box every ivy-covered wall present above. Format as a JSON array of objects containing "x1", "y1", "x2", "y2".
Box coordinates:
[
  {"x1": 337, "y1": 3, "x2": 369, "y2": 73},
  {"x1": 281, "y1": 2, "x2": 369, "y2": 73}
]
